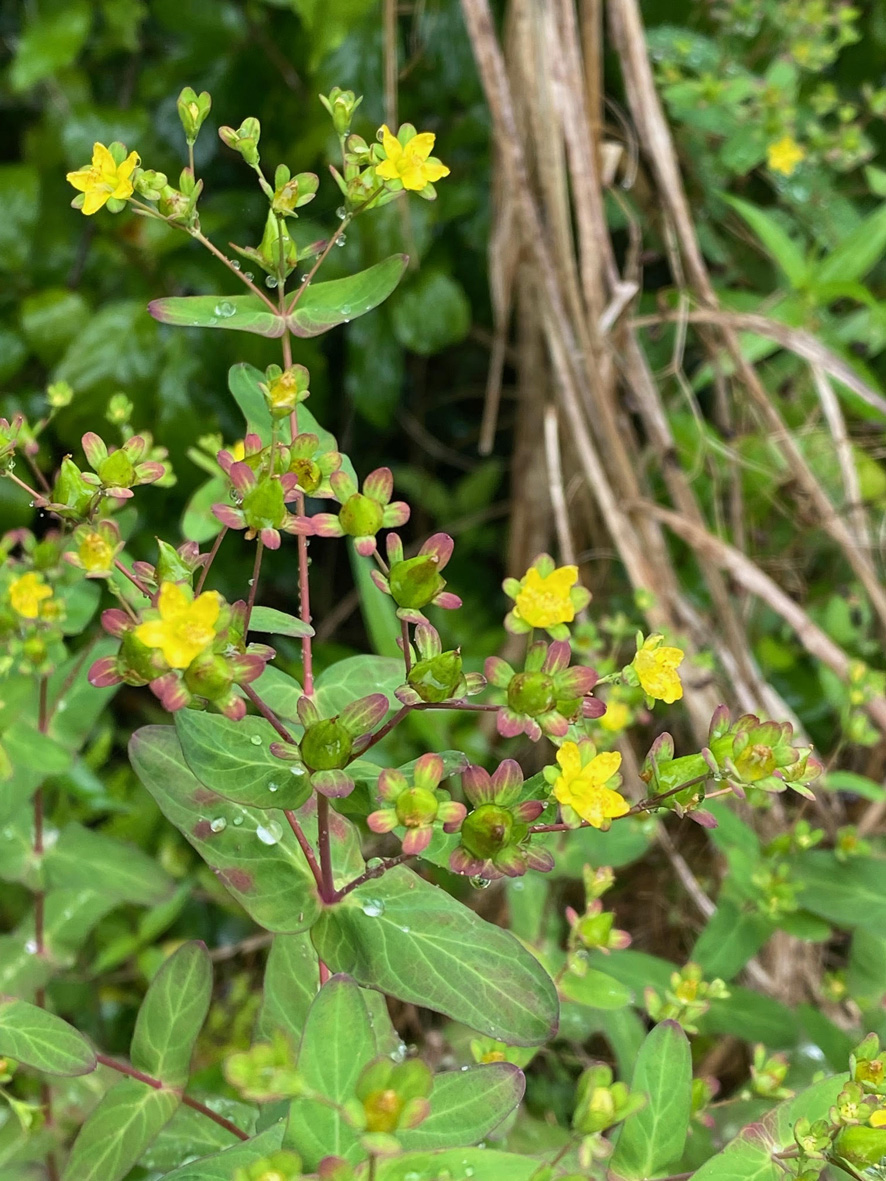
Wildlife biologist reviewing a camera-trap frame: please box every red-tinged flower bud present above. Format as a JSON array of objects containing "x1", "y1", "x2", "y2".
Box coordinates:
[
  {"x1": 97, "y1": 449, "x2": 136, "y2": 489},
  {"x1": 242, "y1": 478, "x2": 287, "y2": 533},
  {"x1": 507, "y1": 670, "x2": 555, "y2": 717},
  {"x1": 339, "y1": 493, "x2": 384, "y2": 539},
  {"x1": 387, "y1": 554, "x2": 445, "y2": 610},
  {"x1": 407, "y1": 649, "x2": 463, "y2": 703},
  {"x1": 459, "y1": 804, "x2": 514, "y2": 861},
  {"x1": 394, "y1": 786, "x2": 439, "y2": 829},
  {"x1": 300, "y1": 719, "x2": 353, "y2": 770},
  {"x1": 184, "y1": 652, "x2": 234, "y2": 700},
  {"x1": 51, "y1": 457, "x2": 94, "y2": 519}
]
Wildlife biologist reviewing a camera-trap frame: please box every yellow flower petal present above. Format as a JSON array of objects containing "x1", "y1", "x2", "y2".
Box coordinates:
[
  {"x1": 9, "y1": 573, "x2": 53, "y2": 620},
  {"x1": 157, "y1": 581, "x2": 189, "y2": 622},
  {"x1": 408, "y1": 132, "x2": 436, "y2": 162},
  {"x1": 65, "y1": 167, "x2": 94, "y2": 193},
  {"x1": 135, "y1": 620, "x2": 168, "y2": 649},
  {"x1": 188, "y1": 590, "x2": 222, "y2": 630},
  {"x1": 379, "y1": 125, "x2": 403, "y2": 164},
  {"x1": 556, "y1": 740, "x2": 582, "y2": 778},
  {"x1": 514, "y1": 564, "x2": 579, "y2": 629},
  {"x1": 421, "y1": 159, "x2": 451, "y2": 184},
  {"x1": 584, "y1": 750, "x2": 623, "y2": 786},
  {"x1": 92, "y1": 142, "x2": 116, "y2": 172},
  {"x1": 400, "y1": 161, "x2": 433, "y2": 191},
  {"x1": 375, "y1": 158, "x2": 403, "y2": 181}
]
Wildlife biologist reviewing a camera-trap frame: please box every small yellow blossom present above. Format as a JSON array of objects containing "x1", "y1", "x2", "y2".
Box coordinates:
[
  {"x1": 9, "y1": 573, "x2": 53, "y2": 620},
  {"x1": 633, "y1": 638, "x2": 684, "y2": 704},
  {"x1": 600, "y1": 699, "x2": 631, "y2": 733},
  {"x1": 78, "y1": 531, "x2": 114, "y2": 575},
  {"x1": 767, "y1": 136, "x2": 805, "y2": 177},
  {"x1": 515, "y1": 565, "x2": 578, "y2": 629},
  {"x1": 230, "y1": 440, "x2": 246, "y2": 462},
  {"x1": 376, "y1": 125, "x2": 450, "y2": 192},
  {"x1": 870, "y1": 1108, "x2": 886, "y2": 1128},
  {"x1": 553, "y1": 741, "x2": 628, "y2": 829},
  {"x1": 66, "y1": 142, "x2": 140, "y2": 215},
  {"x1": 135, "y1": 581, "x2": 221, "y2": 669}
]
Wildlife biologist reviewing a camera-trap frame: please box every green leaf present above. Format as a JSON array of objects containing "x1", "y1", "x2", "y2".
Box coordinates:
[
  {"x1": 559, "y1": 967, "x2": 633, "y2": 1011},
  {"x1": 691, "y1": 900, "x2": 773, "y2": 981},
  {"x1": 701, "y1": 986, "x2": 800, "y2": 1048},
  {"x1": 147, "y1": 295, "x2": 285, "y2": 337},
  {"x1": 792, "y1": 850, "x2": 886, "y2": 934},
  {"x1": 162, "y1": 1122, "x2": 286, "y2": 1180},
  {"x1": 815, "y1": 202, "x2": 886, "y2": 286},
  {"x1": 692, "y1": 1075, "x2": 847, "y2": 1181},
  {"x1": 175, "y1": 711, "x2": 311, "y2": 810},
  {"x1": 131, "y1": 942, "x2": 212, "y2": 1087},
  {"x1": 139, "y1": 1100, "x2": 254, "y2": 1170},
  {"x1": 823, "y1": 770, "x2": 886, "y2": 801},
  {"x1": 399, "y1": 1063, "x2": 524, "y2": 1150},
  {"x1": 246, "y1": 665, "x2": 304, "y2": 721},
  {"x1": 248, "y1": 606, "x2": 313, "y2": 639},
  {"x1": 44, "y1": 823, "x2": 176, "y2": 906},
  {"x1": 257, "y1": 932, "x2": 318, "y2": 1045},
  {"x1": 286, "y1": 255, "x2": 409, "y2": 338},
  {"x1": 0, "y1": 998, "x2": 96, "y2": 1076},
  {"x1": 62, "y1": 1078, "x2": 179, "y2": 1181},
  {"x1": 609, "y1": 1021, "x2": 692, "y2": 1180},
  {"x1": 723, "y1": 195, "x2": 808, "y2": 288},
  {"x1": 377, "y1": 1148, "x2": 538, "y2": 1181},
  {"x1": 848, "y1": 927, "x2": 886, "y2": 1007},
  {"x1": 54, "y1": 300, "x2": 159, "y2": 393},
  {"x1": 314, "y1": 654, "x2": 404, "y2": 716},
  {"x1": 312, "y1": 867, "x2": 559, "y2": 1046},
  {"x1": 390, "y1": 269, "x2": 472, "y2": 355},
  {"x1": 539, "y1": 818, "x2": 653, "y2": 876},
  {"x1": 10, "y1": 1, "x2": 91, "y2": 91},
  {"x1": 182, "y1": 475, "x2": 227, "y2": 544},
  {"x1": 0, "y1": 726, "x2": 72, "y2": 824},
  {"x1": 286, "y1": 974, "x2": 377, "y2": 1167},
  {"x1": 129, "y1": 726, "x2": 321, "y2": 933}
]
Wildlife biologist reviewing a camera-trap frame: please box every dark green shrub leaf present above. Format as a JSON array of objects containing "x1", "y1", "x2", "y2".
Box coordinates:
[
  {"x1": 0, "y1": 998, "x2": 96, "y2": 1076},
  {"x1": 257, "y1": 932, "x2": 318, "y2": 1045},
  {"x1": 286, "y1": 974, "x2": 376, "y2": 1166},
  {"x1": 131, "y1": 941, "x2": 212, "y2": 1087},
  {"x1": 390, "y1": 269, "x2": 471, "y2": 355},
  {"x1": 163, "y1": 1122, "x2": 286, "y2": 1180},
  {"x1": 10, "y1": 1, "x2": 91, "y2": 91},
  {"x1": 311, "y1": 867, "x2": 558, "y2": 1046},
  {"x1": 175, "y1": 711, "x2": 311, "y2": 809},
  {"x1": 44, "y1": 823, "x2": 175, "y2": 906},
  {"x1": 559, "y1": 967, "x2": 633, "y2": 1011},
  {"x1": 610, "y1": 1021, "x2": 692, "y2": 1180},
  {"x1": 129, "y1": 726, "x2": 321, "y2": 932},
  {"x1": 378, "y1": 1148, "x2": 537, "y2": 1180},
  {"x1": 400, "y1": 1063, "x2": 524, "y2": 1150},
  {"x1": 62, "y1": 1078, "x2": 179, "y2": 1181}
]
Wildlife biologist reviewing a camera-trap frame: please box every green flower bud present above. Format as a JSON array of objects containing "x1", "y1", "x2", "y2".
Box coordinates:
[
  {"x1": 834, "y1": 1124, "x2": 886, "y2": 1168},
  {"x1": 394, "y1": 786, "x2": 439, "y2": 829},
  {"x1": 507, "y1": 671, "x2": 555, "y2": 717},
  {"x1": 52, "y1": 457, "x2": 94, "y2": 519},
  {"x1": 289, "y1": 456, "x2": 321, "y2": 494},
  {"x1": 219, "y1": 117, "x2": 261, "y2": 167},
  {"x1": 133, "y1": 169, "x2": 168, "y2": 201},
  {"x1": 98, "y1": 449, "x2": 135, "y2": 489},
  {"x1": 319, "y1": 87, "x2": 363, "y2": 137},
  {"x1": 47, "y1": 381, "x2": 73, "y2": 409},
  {"x1": 177, "y1": 87, "x2": 212, "y2": 142},
  {"x1": 272, "y1": 171, "x2": 319, "y2": 216},
  {"x1": 120, "y1": 630, "x2": 167, "y2": 683},
  {"x1": 407, "y1": 650, "x2": 463, "y2": 703},
  {"x1": 184, "y1": 653, "x2": 233, "y2": 700},
  {"x1": 388, "y1": 555, "x2": 444, "y2": 610},
  {"x1": 105, "y1": 392, "x2": 133, "y2": 426},
  {"x1": 242, "y1": 478, "x2": 287, "y2": 533},
  {"x1": 300, "y1": 719, "x2": 353, "y2": 770},
  {"x1": 460, "y1": 804, "x2": 513, "y2": 860},
  {"x1": 339, "y1": 493, "x2": 384, "y2": 539}
]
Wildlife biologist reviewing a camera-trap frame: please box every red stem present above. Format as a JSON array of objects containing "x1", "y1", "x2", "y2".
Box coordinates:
[
  {"x1": 244, "y1": 539, "x2": 264, "y2": 631},
  {"x1": 294, "y1": 493, "x2": 313, "y2": 696},
  {"x1": 114, "y1": 559, "x2": 153, "y2": 599},
  {"x1": 529, "y1": 774, "x2": 713, "y2": 833},
  {"x1": 240, "y1": 684, "x2": 298, "y2": 745},
  {"x1": 332, "y1": 854, "x2": 410, "y2": 903},
  {"x1": 95, "y1": 1054, "x2": 249, "y2": 1141},
  {"x1": 283, "y1": 809, "x2": 324, "y2": 894},
  {"x1": 401, "y1": 619, "x2": 412, "y2": 676},
  {"x1": 196, "y1": 527, "x2": 228, "y2": 594},
  {"x1": 316, "y1": 795, "x2": 334, "y2": 903}
]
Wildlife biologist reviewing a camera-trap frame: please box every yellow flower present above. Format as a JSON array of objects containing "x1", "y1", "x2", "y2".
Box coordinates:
[
  {"x1": 66, "y1": 142, "x2": 140, "y2": 215},
  {"x1": 553, "y1": 741, "x2": 628, "y2": 829},
  {"x1": 633, "y1": 638, "x2": 684, "y2": 704},
  {"x1": 230, "y1": 439, "x2": 246, "y2": 462},
  {"x1": 375, "y1": 125, "x2": 450, "y2": 192},
  {"x1": 9, "y1": 572, "x2": 53, "y2": 620},
  {"x1": 767, "y1": 136, "x2": 805, "y2": 177},
  {"x1": 78, "y1": 531, "x2": 114, "y2": 575},
  {"x1": 600, "y1": 699, "x2": 631, "y2": 733},
  {"x1": 871, "y1": 1108, "x2": 886, "y2": 1129},
  {"x1": 135, "y1": 581, "x2": 221, "y2": 669},
  {"x1": 514, "y1": 565, "x2": 578, "y2": 629}
]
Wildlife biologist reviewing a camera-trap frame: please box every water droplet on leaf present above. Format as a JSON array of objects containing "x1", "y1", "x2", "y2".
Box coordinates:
[
  {"x1": 232, "y1": 816, "x2": 244, "y2": 826},
  {"x1": 210, "y1": 817, "x2": 227, "y2": 833},
  {"x1": 469, "y1": 876, "x2": 491, "y2": 889},
  {"x1": 256, "y1": 820, "x2": 283, "y2": 846},
  {"x1": 214, "y1": 301, "x2": 237, "y2": 318},
  {"x1": 361, "y1": 898, "x2": 385, "y2": 917},
  {"x1": 250, "y1": 734, "x2": 262, "y2": 746}
]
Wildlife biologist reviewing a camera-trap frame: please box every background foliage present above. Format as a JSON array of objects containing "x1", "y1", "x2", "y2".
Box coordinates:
[{"x1": 3, "y1": 0, "x2": 886, "y2": 1177}]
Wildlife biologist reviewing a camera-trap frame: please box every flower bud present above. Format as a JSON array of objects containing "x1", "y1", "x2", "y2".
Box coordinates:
[
  {"x1": 133, "y1": 169, "x2": 168, "y2": 201},
  {"x1": 51, "y1": 457, "x2": 94, "y2": 519},
  {"x1": 177, "y1": 86, "x2": 212, "y2": 142},
  {"x1": 339, "y1": 493, "x2": 385, "y2": 539},
  {"x1": 46, "y1": 381, "x2": 73, "y2": 409},
  {"x1": 300, "y1": 719, "x2": 353, "y2": 770},
  {"x1": 388, "y1": 554, "x2": 445, "y2": 610},
  {"x1": 320, "y1": 87, "x2": 363, "y2": 137},
  {"x1": 459, "y1": 804, "x2": 513, "y2": 861},
  {"x1": 407, "y1": 649, "x2": 463, "y2": 703},
  {"x1": 507, "y1": 670, "x2": 556, "y2": 717},
  {"x1": 834, "y1": 1125, "x2": 886, "y2": 1168},
  {"x1": 219, "y1": 117, "x2": 261, "y2": 167}
]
